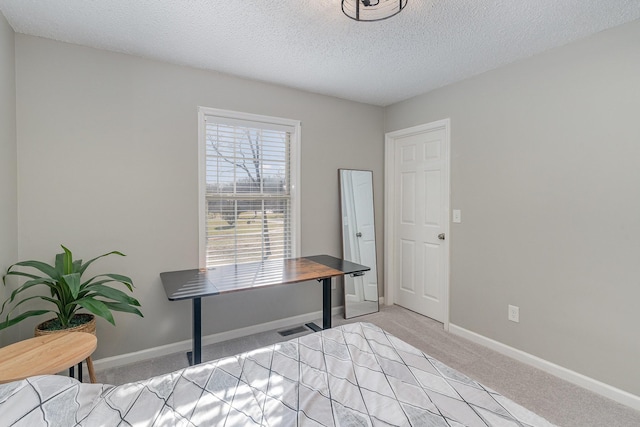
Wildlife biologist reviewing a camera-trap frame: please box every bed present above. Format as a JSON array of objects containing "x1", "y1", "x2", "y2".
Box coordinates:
[{"x1": 0, "y1": 322, "x2": 555, "y2": 426}]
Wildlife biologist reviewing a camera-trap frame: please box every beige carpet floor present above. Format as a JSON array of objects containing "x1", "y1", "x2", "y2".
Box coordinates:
[{"x1": 97, "y1": 304, "x2": 640, "y2": 427}]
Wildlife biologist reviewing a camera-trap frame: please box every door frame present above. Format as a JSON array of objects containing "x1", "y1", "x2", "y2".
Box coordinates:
[{"x1": 384, "y1": 119, "x2": 451, "y2": 330}]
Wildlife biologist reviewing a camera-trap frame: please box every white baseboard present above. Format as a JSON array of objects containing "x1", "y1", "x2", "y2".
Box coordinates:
[
  {"x1": 346, "y1": 294, "x2": 358, "y2": 303},
  {"x1": 346, "y1": 295, "x2": 384, "y2": 305},
  {"x1": 93, "y1": 306, "x2": 344, "y2": 371},
  {"x1": 449, "y1": 323, "x2": 640, "y2": 411}
]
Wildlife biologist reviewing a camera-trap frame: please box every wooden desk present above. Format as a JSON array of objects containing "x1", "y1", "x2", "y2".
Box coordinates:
[
  {"x1": 0, "y1": 332, "x2": 97, "y2": 384},
  {"x1": 161, "y1": 255, "x2": 369, "y2": 365}
]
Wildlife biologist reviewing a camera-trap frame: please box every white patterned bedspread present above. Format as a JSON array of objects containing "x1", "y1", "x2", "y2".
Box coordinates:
[{"x1": 0, "y1": 322, "x2": 555, "y2": 426}]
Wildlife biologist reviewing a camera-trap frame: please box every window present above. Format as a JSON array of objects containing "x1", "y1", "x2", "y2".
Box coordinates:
[{"x1": 198, "y1": 107, "x2": 300, "y2": 268}]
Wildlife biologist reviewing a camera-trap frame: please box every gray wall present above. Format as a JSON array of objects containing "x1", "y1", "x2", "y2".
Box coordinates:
[
  {"x1": 386, "y1": 19, "x2": 640, "y2": 395},
  {"x1": 14, "y1": 35, "x2": 384, "y2": 358},
  {"x1": 0, "y1": 13, "x2": 17, "y2": 347}
]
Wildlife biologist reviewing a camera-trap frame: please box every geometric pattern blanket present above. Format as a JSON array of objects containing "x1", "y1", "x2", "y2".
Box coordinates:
[{"x1": 0, "y1": 322, "x2": 555, "y2": 426}]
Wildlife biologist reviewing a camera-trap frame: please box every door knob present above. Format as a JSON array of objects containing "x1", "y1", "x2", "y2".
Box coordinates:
[
  {"x1": 356, "y1": 232, "x2": 363, "y2": 237},
  {"x1": 438, "y1": 233, "x2": 445, "y2": 240}
]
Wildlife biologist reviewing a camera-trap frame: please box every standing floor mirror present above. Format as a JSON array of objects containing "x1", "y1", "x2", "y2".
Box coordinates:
[{"x1": 339, "y1": 169, "x2": 379, "y2": 318}]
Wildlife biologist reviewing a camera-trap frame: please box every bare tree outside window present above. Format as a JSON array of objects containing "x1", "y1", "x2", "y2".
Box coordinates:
[{"x1": 204, "y1": 123, "x2": 291, "y2": 267}]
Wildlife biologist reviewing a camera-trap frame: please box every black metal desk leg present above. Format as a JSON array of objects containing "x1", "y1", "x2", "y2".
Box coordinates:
[
  {"x1": 305, "y1": 277, "x2": 333, "y2": 332},
  {"x1": 323, "y1": 277, "x2": 331, "y2": 330},
  {"x1": 77, "y1": 362, "x2": 83, "y2": 382},
  {"x1": 187, "y1": 297, "x2": 202, "y2": 366}
]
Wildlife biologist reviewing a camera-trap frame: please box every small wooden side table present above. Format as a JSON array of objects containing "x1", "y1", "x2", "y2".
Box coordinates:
[{"x1": 0, "y1": 332, "x2": 97, "y2": 384}]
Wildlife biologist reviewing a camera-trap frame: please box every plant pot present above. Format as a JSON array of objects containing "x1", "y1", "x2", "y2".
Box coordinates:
[{"x1": 34, "y1": 313, "x2": 96, "y2": 337}]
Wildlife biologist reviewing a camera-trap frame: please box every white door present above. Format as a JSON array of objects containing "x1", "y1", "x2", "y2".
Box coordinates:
[
  {"x1": 385, "y1": 120, "x2": 450, "y2": 323},
  {"x1": 352, "y1": 172, "x2": 378, "y2": 302}
]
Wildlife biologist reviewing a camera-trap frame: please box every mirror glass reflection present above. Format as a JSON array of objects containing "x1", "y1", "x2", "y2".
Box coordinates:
[{"x1": 340, "y1": 169, "x2": 379, "y2": 319}]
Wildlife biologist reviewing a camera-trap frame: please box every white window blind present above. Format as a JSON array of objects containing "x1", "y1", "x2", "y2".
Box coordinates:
[{"x1": 199, "y1": 109, "x2": 299, "y2": 268}]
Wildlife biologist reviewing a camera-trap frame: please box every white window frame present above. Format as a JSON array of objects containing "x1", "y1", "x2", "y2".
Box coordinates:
[{"x1": 198, "y1": 106, "x2": 301, "y2": 268}]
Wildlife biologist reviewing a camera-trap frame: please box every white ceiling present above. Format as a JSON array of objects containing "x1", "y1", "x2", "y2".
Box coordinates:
[{"x1": 1, "y1": 0, "x2": 639, "y2": 106}]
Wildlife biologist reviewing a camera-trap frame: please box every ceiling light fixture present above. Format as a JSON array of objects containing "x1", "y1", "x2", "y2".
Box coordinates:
[{"x1": 342, "y1": 0, "x2": 407, "y2": 22}]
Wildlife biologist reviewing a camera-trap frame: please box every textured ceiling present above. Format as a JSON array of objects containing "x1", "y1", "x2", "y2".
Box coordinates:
[{"x1": 1, "y1": 0, "x2": 639, "y2": 106}]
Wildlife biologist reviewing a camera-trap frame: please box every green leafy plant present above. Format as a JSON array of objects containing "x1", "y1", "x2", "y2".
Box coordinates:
[{"x1": 1, "y1": 245, "x2": 142, "y2": 331}]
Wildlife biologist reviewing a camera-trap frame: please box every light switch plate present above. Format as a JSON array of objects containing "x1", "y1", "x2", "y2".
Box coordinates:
[
  {"x1": 508, "y1": 305, "x2": 520, "y2": 323},
  {"x1": 453, "y1": 209, "x2": 461, "y2": 223}
]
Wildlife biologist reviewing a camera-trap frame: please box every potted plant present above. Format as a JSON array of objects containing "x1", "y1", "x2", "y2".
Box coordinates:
[{"x1": 1, "y1": 245, "x2": 142, "y2": 335}]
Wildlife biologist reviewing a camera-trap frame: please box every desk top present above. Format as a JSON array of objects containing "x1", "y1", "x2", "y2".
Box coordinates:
[
  {"x1": 0, "y1": 332, "x2": 97, "y2": 384},
  {"x1": 160, "y1": 255, "x2": 369, "y2": 301}
]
